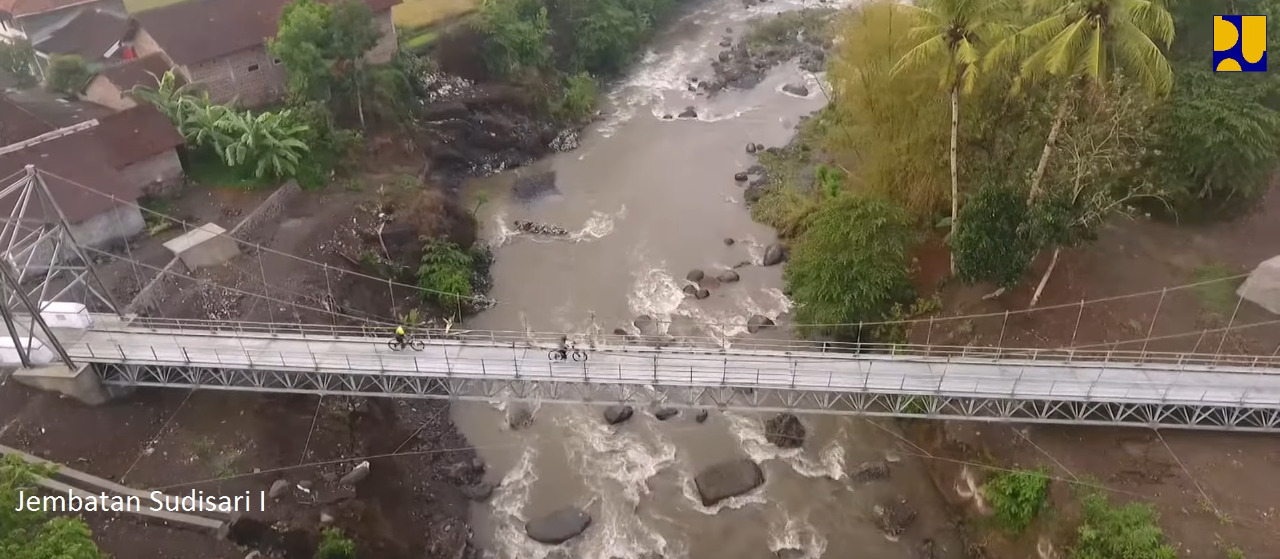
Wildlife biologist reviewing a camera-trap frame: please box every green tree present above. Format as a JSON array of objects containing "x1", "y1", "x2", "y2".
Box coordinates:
[
  {"x1": 0, "y1": 455, "x2": 106, "y2": 559},
  {"x1": 0, "y1": 39, "x2": 36, "y2": 87},
  {"x1": 951, "y1": 183, "x2": 1037, "y2": 287},
  {"x1": 825, "y1": 2, "x2": 952, "y2": 218},
  {"x1": 990, "y1": 0, "x2": 1175, "y2": 202},
  {"x1": 129, "y1": 70, "x2": 199, "y2": 125},
  {"x1": 982, "y1": 468, "x2": 1050, "y2": 533},
  {"x1": 44, "y1": 54, "x2": 92, "y2": 95},
  {"x1": 417, "y1": 240, "x2": 475, "y2": 313},
  {"x1": 890, "y1": 0, "x2": 1017, "y2": 272},
  {"x1": 473, "y1": 0, "x2": 552, "y2": 77},
  {"x1": 784, "y1": 194, "x2": 916, "y2": 341},
  {"x1": 270, "y1": 0, "x2": 382, "y2": 125}
]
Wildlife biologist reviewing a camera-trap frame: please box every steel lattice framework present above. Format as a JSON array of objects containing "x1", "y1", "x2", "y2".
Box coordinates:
[
  {"x1": 93, "y1": 363, "x2": 1280, "y2": 431},
  {"x1": 0, "y1": 167, "x2": 120, "y2": 367}
]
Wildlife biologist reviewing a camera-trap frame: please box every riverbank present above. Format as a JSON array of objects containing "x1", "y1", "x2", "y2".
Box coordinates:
[{"x1": 736, "y1": 8, "x2": 1280, "y2": 556}]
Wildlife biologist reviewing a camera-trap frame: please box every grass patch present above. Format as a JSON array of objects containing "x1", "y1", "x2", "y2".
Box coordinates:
[
  {"x1": 393, "y1": 0, "x2": 478, "y2": 29},
  {"x1": 402, "y1": 29, "x2": 440, "y2": 52},
  {"x1": 187, "y1": 150, "x2": 276, "y2": 190},
  {"x1": 1191, "y1": 263, "x2": 1241, "y2": 319},
  {"x1": 122, "y1": 0, "x2": 189, "y2": 13}
]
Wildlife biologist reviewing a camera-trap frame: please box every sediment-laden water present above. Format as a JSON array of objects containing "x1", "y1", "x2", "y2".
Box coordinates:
[{"x1": 457, "y1": 0, "x2": 962, "y2": 557}]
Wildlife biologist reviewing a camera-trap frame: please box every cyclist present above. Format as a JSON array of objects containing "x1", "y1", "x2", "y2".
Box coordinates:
[
  {"x1": 394, "y1": 325, "x2": 407, "y2": 348},
  {"x1": 555, "y1": 335, "x2": 570, "y2": 360}
]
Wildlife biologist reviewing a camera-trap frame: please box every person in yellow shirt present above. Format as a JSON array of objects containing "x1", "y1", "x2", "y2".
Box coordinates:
[{"x1": 395, "y1": 325, "x2": 406, "y2": 347}]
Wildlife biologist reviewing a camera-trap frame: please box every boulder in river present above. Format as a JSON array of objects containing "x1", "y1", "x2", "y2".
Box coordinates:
[
  {"x1": 746, "y1": 143, "x2": 758, "y2": 154},
  {"x1": 754, "y1": 143, "x2": 765, "y2": 152},
  {"x1": 720, "y1": 39, "x2": 733, "y2": 47},
  {"x1": 747, "y1": 315, "x2": 775, "y2": 334},
  {"x1": 694, "y1": 458, "x2": 765, "y2": 506},
  {"x1": 604, "y1": 405, "x2": 634, "y2": 425},
  {"x1": 634, "y1": 315, "x2": 660, "y2": 335},
  {"x1": 508, "y1": 405, "x2": 534, "y2": 430},
  {"x1": 683, "y1": 284, "x2": 698, "y2": 296},
  {"x1": 686, "y1": 269, "x2": 705, "y2": 282},
  {"x1": 695, "y1": 409, "x2": 709, "y2": 423},
  {"x1": 654, "y1": 407, "x2": 679, "y2": 420},
  {"x1": 694, "y1": 288, "x2": 711, "y2": 300},
  {"x1": 724, "y1": 237, "x2": 736, "y2": 246},
  {"x1": 734, "y1": 171, "x2": 749, "y2": 182},
  {"x1": 775, "y1": 549, "x2": 806, "y2": 559},
  {"x1": 762, "y1": 243, "x2": 786, "y2": 266},
  {"x1": 717, "y1": 269, "x2": 740, "y2": 283},
  {"x1": 782, "y1": 82, "x2": 810, "y2": 97},
  {"x1": 874, "y1": 498, "x2": 917, "y2": 537},
  {"x1": 525, "y1": 506, "x2": 592, "y2": 544},
  {"x1": 512, "y1": 171, "x2": 559, "y2": 200},
  {"x1": 850, "y1": 461, "x2": 891, "y2": 483},
  {"x1": 678, "y1": 106, "x2": 698, "y2": 118},
  {"x1": 764, "y1": 413, "x2": 806, "y2": 448},
  {"x1": 612, "y1": 327, "x2": 628, "y2": 336}
]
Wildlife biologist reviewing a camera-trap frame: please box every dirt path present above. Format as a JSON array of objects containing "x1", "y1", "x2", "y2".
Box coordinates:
[{"x1": 910, "y1": 184, "x2": 1280, "y2": 558}]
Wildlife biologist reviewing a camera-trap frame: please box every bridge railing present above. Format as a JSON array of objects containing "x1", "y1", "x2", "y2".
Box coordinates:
[
  {"x1": 102, "y1": 315, "x2": 1280, "y2": 370},
  {"x1": 71, "y1": 338, "x2": 1280, "y2": 407}
]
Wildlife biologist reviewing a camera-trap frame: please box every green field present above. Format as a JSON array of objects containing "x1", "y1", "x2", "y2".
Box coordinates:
[
  {"x1": 393, "y1": 0, "x2": 477, "y2": 29},
  {"x1": 121, "y1": 0, "x2": 188, "y2": 13}
]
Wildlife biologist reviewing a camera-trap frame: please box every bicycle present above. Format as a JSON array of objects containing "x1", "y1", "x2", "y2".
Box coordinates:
[
  {"x1": 549, "y1": 347, "x2": 588, "y2": 362},
  {"x1": 388, "y1": 337, "x2": 426, "y2": 351}
]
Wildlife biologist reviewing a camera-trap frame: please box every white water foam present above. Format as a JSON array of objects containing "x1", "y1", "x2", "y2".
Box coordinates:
[
  {"x1": 569, "y1": 205, "x2": 628, "y2": 242},
  {"x1": 560, "y1": 408, "x2": 677, "y2": 559},
  {"x1": 724, "y1": 413, "x2": 846, "y2": 480},
  {"x1": 627, "y1": 264, "x2": 686, "y2": 328},
  {"x1": 768, "y1": 514, "x2": 830, "y2": 559},
  {"x1": 489, "y1": 446, "x2": 546, "y2": 559}
]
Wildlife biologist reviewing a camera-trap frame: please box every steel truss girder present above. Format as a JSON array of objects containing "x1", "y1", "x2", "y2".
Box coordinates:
[{"x1": 94, "y1": 363, "x2": 1280, "y2": 432}]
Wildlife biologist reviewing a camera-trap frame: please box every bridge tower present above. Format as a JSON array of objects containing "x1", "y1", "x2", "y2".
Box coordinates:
[{"x1": 0, "y1": 166, "x2": 122, "y2": 368}]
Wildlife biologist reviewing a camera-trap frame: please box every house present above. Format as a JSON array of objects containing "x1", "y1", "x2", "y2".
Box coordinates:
[
  {"x1": 0, "y1": 0, "x2": 126, "y2": 45},
  {"x1": 81, "y1": 53, "x2": 176, "y2": 111},
  {"x1": 30, "y1": 8, "x2": 131, "y2": 68},
  {"x1": 131, "y1": 0, "x2": 402, "y2": 107},
  {"x1": 0, "y1": 93, "x2": 183, "y2": 248}
]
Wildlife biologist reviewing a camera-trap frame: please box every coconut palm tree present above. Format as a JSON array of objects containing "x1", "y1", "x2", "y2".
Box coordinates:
[
  {"x1": 890, "y1": 0, "x2": 1019, "y2": 274},
  {"x1": 990, "y1": 0, "x2": 1174, "y2": 203}
]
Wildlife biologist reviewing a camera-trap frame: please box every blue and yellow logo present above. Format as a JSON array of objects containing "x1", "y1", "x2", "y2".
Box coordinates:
[{"x1": 1214, "y1": 15, "x2": 1267, "y2": 72}]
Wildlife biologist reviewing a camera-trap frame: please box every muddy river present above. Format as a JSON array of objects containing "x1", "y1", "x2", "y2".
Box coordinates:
[{"x1": 455, "y1": 0, "x2": 962, "y2": 557}]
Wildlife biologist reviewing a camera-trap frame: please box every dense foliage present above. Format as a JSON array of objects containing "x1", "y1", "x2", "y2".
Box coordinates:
[
  {"x1": 982, "y1": 468, "x2": 1050, "y2": 534},
  {"x1": 0, "y1": 455, "x2": 106, "y2": 559},
  {"x1": 1071, "y1": 494, "x2": 1176, "y2": 559},
  {"x1": 45, "y1": 55, "x2": 92, "y2": 95},
  {"x1": 951, "y1": 184, "x2": 1035, "y2": 287},
  {"x1": 470, "y1": 0, "x2": 681, "y2": 120},
  {"x1": 417, "y1": 240, "x2": 476, "y2": 311},
  {"x1": 784, "y1": 194, "x2": 915, "y2": 340},
  {"x1": 315, "y1": 527, "x2": 357, "y2": 559},
  {"x1": 133, "y1": 71, "x2": 361, "y2": 187},
  {"x1": 271, "y1": 0, "x2": 410, "y2": 126},
  {"x1": 0, "y1": 40, "x2": 36, "y2": 87}
]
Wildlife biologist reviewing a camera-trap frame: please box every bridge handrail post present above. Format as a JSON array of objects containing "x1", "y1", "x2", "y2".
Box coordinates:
[
  {"x1": 87, "y1": 344, "x2": 95, "y2": 359},
  {"x1": 150, "y1": 346, "x2": 158, "y2": 361},
  {"x1": 116, "y1": 343, "x2": 124, "y2": 360},
  {"x1": 652, "y1": 355, "x2": 658, "y2": 384}
]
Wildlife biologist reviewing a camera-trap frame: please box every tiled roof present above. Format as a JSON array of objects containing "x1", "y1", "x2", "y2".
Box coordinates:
[
  {"x1": 33, "y1": 8, "x2": 131, "y2": 59},
  {"x1": 132, "y1": 0, "x2": 401, "y2": 66}
]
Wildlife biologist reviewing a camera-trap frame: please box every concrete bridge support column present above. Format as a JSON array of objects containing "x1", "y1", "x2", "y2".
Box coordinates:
[{"x1": 11, "y1": 363, "x2": 132, "y2": 405}]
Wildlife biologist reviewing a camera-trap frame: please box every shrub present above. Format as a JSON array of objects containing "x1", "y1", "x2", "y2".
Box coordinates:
[
  {"x1": 784, "y1": 194, "x2": 915, "y2": 340},
  {"x1": 982, "y1": 468, "x2": 1050, "y2": 534},
  {"x1": 474, "y1": 0, "x2": 552, "y2": 77},
  {"x1": 1070, "y1": 494, "x2": 1176, "y2": 559},
  {"x1": 417, "y1": 240, "x2": 475, "y2": 310},
  {"x1": 0, "y1": 39, "x2": 36, "y2": 86},
  {"x1": 315, "y1": 527, "x2": 356, "y2": 559},
  {"x1": 44, "y1": 54, "x2": 92, "y2": 95},
  {"x1": 1, "y1": 455, "x2": 106, "y2": 559},
  {"x1": 951, "y1": 184, "x2": 1037, "y2": 288},
  {"x1": 556, "y1": 72, "x2": 598, "y2": 123}
]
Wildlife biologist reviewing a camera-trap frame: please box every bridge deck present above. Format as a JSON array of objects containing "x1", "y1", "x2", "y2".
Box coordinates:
[{"x1": 50, "y1": 322, "x2": 1280, "y2": 409}]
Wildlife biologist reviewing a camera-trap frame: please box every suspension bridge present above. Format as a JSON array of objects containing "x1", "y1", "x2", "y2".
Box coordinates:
[{"x1": 3, "y1": 166, "x2": 1280, "y2": 431}]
